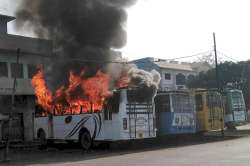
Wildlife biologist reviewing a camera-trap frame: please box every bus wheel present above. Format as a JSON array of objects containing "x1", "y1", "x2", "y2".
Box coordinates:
[
  {"x1": 79, "y1": 131, "x2": 92, "y2": 150},
  {"x1": 38, "y1": 130, "x2": 47, "y2": 150}
]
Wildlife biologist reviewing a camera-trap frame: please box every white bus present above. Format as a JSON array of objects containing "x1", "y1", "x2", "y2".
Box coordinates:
[{"x1": 34, "y1": 88, "x2": 156, "y2": 149}]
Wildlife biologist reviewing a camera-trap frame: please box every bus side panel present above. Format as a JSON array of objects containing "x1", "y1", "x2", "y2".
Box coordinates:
[
  {"x1": 210, "y1": 109, "x2": 224, "y2": 130},
  {"x1": 96, "y1": 113, "x2": 122, "y2": 141},
  {"x1": 171, "y1": 112, "x2": 196, "y2": 134},
  {"x1": 159, "y1": 112, "x2": 196, "y2": 135},
  {"x1": 52, "y1": 114, "x2": 97, "y2": 140},
  {"x1": 34, "y1": 117, "x2": 49, "y2": 139},
  {"x1": 196, "y1": 111, "x2": 205, "y2": 132}
]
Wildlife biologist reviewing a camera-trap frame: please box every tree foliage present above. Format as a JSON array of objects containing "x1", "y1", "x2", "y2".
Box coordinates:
[{"x1": 188, "y1": 60, "x2": 250, "y2": 109}]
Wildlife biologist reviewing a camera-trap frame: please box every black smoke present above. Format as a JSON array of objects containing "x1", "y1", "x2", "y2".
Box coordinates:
[
  {"x1": 16, "y1": 0, "x2": 161, "y2": 101},
  {"x1": 127, "y1": 68, "x2": 161, "y2": 101},
  {"x1": 16, "y1": 0, "x2": 136, "y2": 90}
]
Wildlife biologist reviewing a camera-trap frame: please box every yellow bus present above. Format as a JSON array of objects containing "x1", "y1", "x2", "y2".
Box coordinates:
[{"x1": 195, "y1": 90, "x2": 224, "y2": 132}]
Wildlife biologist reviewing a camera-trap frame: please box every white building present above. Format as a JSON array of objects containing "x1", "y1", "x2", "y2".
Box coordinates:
[{"x1": 132, "y1": 57, "x2": 197, "y2": 91}]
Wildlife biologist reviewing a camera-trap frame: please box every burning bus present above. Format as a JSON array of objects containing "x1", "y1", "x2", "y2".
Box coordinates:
[
  {"x1": 16, "y1": 0, "x2": 161, "y2": 149},
  {"x1": 32, "y1": 67, "x2": 159, "y2": 150},
  {"x1": 34, "y1": 87, "x2": 156, "y2": 150}
]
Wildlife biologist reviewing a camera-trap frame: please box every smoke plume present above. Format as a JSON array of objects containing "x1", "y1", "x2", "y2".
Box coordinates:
[{"x1": 16, "y1": 0, "x2": 161, "y2": 102}]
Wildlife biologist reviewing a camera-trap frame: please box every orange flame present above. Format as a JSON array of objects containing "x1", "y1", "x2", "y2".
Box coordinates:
[
  {"x1": 31, "y1": 68, "x2": 53, "y2": 112},
  {"x1": 31, "y1": 67, "x2": 118, "y2": 115}
]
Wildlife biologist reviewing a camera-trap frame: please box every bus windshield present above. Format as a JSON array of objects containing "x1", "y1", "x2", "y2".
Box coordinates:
[
  {"x1": 207, "y1": 92, "x2": 223, "y2": 108},
  {"x1": 171, "y1": 93, "x2": 194, "y2": 112},
  {"x1": 231, "y1": 91, "x2": 245, "y2": 108},
  {"x1": 127, "y1": 89, "x2": 153, "y2": 103}
]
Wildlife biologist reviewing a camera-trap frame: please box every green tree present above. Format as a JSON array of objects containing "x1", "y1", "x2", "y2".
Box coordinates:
[{"x1": 188, "y1": 60, "x2": 250, "y2": 109}]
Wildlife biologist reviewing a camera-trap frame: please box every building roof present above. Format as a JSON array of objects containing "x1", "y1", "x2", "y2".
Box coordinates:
[
  {"x1": 132, "y1": 57, "x2": 195, "y2": 72},
  {"x1": 0, "y1": 33, "x2": 52, "y2": 56},
  {"x1": 154, "y1": 61, "x2": 193, "y2": 71},
  {"x1": 0, "y1": 14, "x2": 15, "y2": 22}
]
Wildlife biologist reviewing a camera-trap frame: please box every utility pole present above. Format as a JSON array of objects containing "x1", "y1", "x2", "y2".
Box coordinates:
[
  {"x1": 213, "y1": 33, "x2": 224, "y2": 137},
  {"x1": 3, "y1": 48, "x2": 20, "y2": 162},
  {"x1": 213, "y1": 32, "x2": 219, "y2": 90}
]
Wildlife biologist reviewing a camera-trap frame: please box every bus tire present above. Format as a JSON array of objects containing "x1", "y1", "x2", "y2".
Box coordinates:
[
  {"x1": 38, "y1": 129, "x2": 47, "y2": 150},
  {"x1": 79, "y1": 130, "x2": 92, "y2": 150}
]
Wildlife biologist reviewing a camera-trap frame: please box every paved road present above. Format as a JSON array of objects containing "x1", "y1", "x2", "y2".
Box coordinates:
[{"x1": 3, "y1": 136, "x2": 250, "y2": 166}]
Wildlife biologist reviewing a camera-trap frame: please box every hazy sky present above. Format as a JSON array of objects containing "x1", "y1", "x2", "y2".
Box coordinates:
[{"x1": 1, "y1": 0, "x2": 250, "y2": 62}]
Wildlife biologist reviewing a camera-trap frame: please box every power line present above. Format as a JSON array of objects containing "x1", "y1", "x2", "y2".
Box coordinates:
[
  {"x1": 0, "y1": 48, "x2": 212, "y2": 64},
  {"x1": 161, "y1": 50, "x2": 212, "y2": 61},
  {"x1": 217, "y1": 51, "x2": 239, "y2": 62}
]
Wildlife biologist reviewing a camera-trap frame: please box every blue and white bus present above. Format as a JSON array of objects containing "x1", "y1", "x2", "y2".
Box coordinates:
[{"x1": 155, "y1": 90, "x2": 196, "y2": 135}]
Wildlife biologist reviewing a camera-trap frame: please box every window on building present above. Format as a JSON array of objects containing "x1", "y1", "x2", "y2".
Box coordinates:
[
  {"x1": 0, "y1": 62, "x2": 8, "y2": 77},
  {"x1": 0, "y1": 96, "x2": 11, "y2": 111},
  {"x1": 187, "y1": 74, "x2": 195, "y2": 81},
  {"x1": 14, "y1": 95, "x2": 28, "y2": 107},
  {"x1": 28, "y1": 64, "x2": 38, "y2": 79},
  {"x1": 11, "y1": 63, "x2": 23, "y2": 78},
  {"x1": 164, "y1": 73, "x2": 171, "y2": 80},
  {"x1": 176, "y1": 73, "x2": 186, "y2": 85}
]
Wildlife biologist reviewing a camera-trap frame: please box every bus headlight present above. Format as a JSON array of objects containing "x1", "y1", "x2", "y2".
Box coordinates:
[{"x1": 123, "y1": 118, "x2": 127, "y2": 130}]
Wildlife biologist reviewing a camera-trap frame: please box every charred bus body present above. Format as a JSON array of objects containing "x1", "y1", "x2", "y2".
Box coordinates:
[
  {"x1": 155, "y1": 91, "x2": 196, "y2": 136},
  {"x1": 195, "y1": 90, "x2": 224, "y2": 132},
  {"x1": 34, "y1": 88, "x2": 156, "y2": 150},
  {"x1": 223, "y1": 89, "x2": 247, "y2": 129}
]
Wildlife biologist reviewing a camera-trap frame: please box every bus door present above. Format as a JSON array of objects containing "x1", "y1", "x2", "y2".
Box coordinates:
[{"x1": 103, "y1": 91, "x2": 120, "y2": 139}]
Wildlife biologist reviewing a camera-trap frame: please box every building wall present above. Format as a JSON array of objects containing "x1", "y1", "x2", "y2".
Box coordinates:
[
  {"x1": 132, "y1": 58, "x2": 197, "y2": 91},
  {"x1": 159, "y1": 68, "x2": 196, "y2": 91},
  {"x1": 0, "y1": 34, "x2": 52, "y2": 141},
  {"x1": 0, "y1": 53, "x2": 50, "y2": 95}
]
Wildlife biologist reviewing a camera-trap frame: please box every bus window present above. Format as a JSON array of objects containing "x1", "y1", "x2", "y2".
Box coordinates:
[
  {"x1": 231, "y1": 92, "x2": 244, "y2": 109},
  {"x1": 207, "y1": 93, "x2": 222, "y2": 109},
  {"x1": 172, "y1": 94, "x2": 193, "y2": 112},
  {"x1": 103, "y1": 92, "x2": 120, "y2": 120},
  {"x1": 104, "y1": 92, "x2": 120, "y2": 113},
  {"x1": 104, "y1": 108, "x2": 112, "y2": 120},
  {"x1": 127, "y1": 89, "x2": 153, "y2": 103},
  {"x1": 155, "y1": 95, "x2": 170, "y2": 112},
  {"x1": 195, "y1": 94, "x2": 203, "y2": 112},
  {"x1": 35, "y1": 105, "x2": 47, "y2": 117}
]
